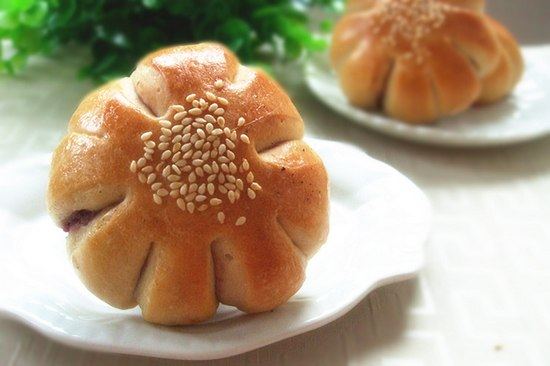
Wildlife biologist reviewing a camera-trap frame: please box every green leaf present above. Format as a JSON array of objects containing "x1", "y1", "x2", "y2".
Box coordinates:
[{"x1": 19, "y1": 0, "x2": 48, "y2": 27}]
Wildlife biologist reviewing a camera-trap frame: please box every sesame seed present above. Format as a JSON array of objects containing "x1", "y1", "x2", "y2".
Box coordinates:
[
  {"x1": 172, "y1": 151, "x2": 182, "y2": 162},
  {"x1": 195, "y1": 195, "x2": 207, "y2": 202},
  {"x1": 189, "y1": 108, "x2": 202, "y2": 116},
  {"x1": 172, "y1": 125, "x2": 184, "y2": 133},
  {"x1": 246, "y1": 171, "x2": 254, "y2": 183},
  {"x1": 198, "y1": 204, "x2": 208, "y2": 212},
  {"x1": 206, "y1": 91, "x2": 217, "y2": 101},
  {"x1": 182, "y1": 150, "x2": 193, "y2": 159},
  {"x1": 182, "y1": 118, "x2": 193, "y2": 127},
  {"x1": 192, "y1": 150, "x2": 202, "y2": 159},
  {"x1": 228, "y1": 191, "x2": 236, "y2": 203},
  {"x1": 162, "y1": 165, "x2": 171, "y2": 177},
  {"x1": 207, "y1": 174, "x2": 216, "y2": 182},
  {"x1": 172, "y1": 143, "x2": 182, "y2": 153},
  {"x1": 224, "y1": 127, "x2": 231, "y2": 138},
  {"x1": 130, "y1": 160, "x2": 137, "y2": 173},
  {"x1": 161, "y1": 150, "x2": 172, "y2": 160},
  {"x1": 142, "y1": 165, "x2": 153, "y2": 173},
  {"x1": 160, "y1": 135, "x2": 169, "y2": 142},
  {"x1": 242, "y1": 159, "x2": 250, "y2": 171},
  {"x1": 144, "y1": 147, "x2": 155, "y2": 155},
  {"x1": 212, "y1": 128, "x2": 223, "y2": 136},
  {"x1": 226, "y1": 175, "x2": 236, "y2": 183},
  {"x1": 152, "y1": 182, "x2": 163, "y2": 191},
  {"x1": 195, "y1": 117, "x2": 206, "y2": 124},
  {"x1": 205, "y1": 114, "x2": 216, "y2": 124},
  {"x1": 147, "y1": 173, "x2": 156, "y2": 185},
  {"x1": 206, "y1": 123, "x2": 214, "y2": 133},
  {"x1": 251, "y1": 182, "x2": 262, "y2": 191},
  {"x1": 210, "y1": 198, "x2": 222, "y2": 206},
  {"x1": 225, "y1": 182, "x2": 237, "y2": 190},
  {"x1": 240, "y1": 134, "x2": 250, "y2": 144},
  {"x1": 170, "y1": 190, "x2": 179, "y2": 198},
  {"x1": 212, "y1": 161, "x2": 219, "y2": 173},
  {"x1": 214, "y1": 108, "x2": 225, "y2": 116},
  {"x1": 247, "y1": 188, "x2": 256, "y2": 199},
  {"x1": 145, "y1": 153, "x2": 153, "y2": 161},
  {"x1": 153, "y1": 194, "x2": 162, "y2": 205},
  {"x1": 159, "y1": 120, "x2": 171, "y2": 128},
  {"x1": 219, "y1": 156, "x2": 230, "y2": 163},
  {"x1": 217, "y1": 97, "x2": 229, "y2": 106},
  {"x1": 159, "y1": 142, "x2": 169, "y2": 150},
  {"x1": 177, "y1": 198, "x2": 186, "y2": 210},
  {"x1": 168, "y1": 174, "x2": 180, "y2": 182},
  {"x1": 181, "y1": 142, "x2": 192, "y2": 152},
  {"x1": 208, "y1": 103, "x2": 218, "y2": 112},
  {"x1": 186, "y1": 94, "x2": 197, "y2": 102},
  {"x1": 161, "y1": 127, "x2": 172, "y2": 136},
  {"x1": 189, "y1": 183, "x2": 198, "y2": 192},
  {"x1": 174, "y1": 111, "x2": 187, "y2": 121},
  {"x1": 189, "y1": 172, "x2": 197, "y2": 183},
  {"x1": 214, "y1": 79, "x2": 224, "y2": 89},
  {"x1": 145, "y1": 140, "x2": 156, "y2": 149},
  {"x1": 197, "y1": 129, "x2": 206, "y2": 139},
  {"x1": 219, "y1": 185, "x2": 228, "y2": 194},
  {"x1": 180, "y1": 184, "x2": 188, "y2": 195},
  {"x1": 229, "y1": 162, "x2": 237, "y2": 174},
  {"x1": 217, "y1": 117, "x2": 225, "y2": 127},
  {"x1": 187, "y1": 202, "x2": 195, "y2": 213},
  {"x1": 137, "y1": 157, "x2": 146, "y2": 168},
  {"x1": 217, "y1": 211, "x2": 225, "y2": 223},
  {"x1": 235, "y1": 216, "x2": 246, "y2": 226},
  {"x1": 236, "y1": 179, "x2": 244, "y2": 191},
  {"x1": 218, "y1": 173, "x2": 226, "y2": 183},
  {"x1": 138, "y1": 173, "x2": 146, "y2": 183},
  {"x1": 227, "y1": 151, "x2": 236, "y2": 161},
  {"x1": 207, "y1": 183, "x2": 215, "y2": 195},
  {"x1": 237, "y1": 117, "x2": 245, "y2": 127},
  {"x1": 141, "y1": 132, "x2": 153, "y2": 141},
  {"x1": 226, "y1": 139, "x2": 235, "y2": 149},
  {"x1": 170, "y1": 182, "x2": 182, "y2": 189},
  {"x1": 172, "y1": 164, "x2": 181, "y2": 175}
]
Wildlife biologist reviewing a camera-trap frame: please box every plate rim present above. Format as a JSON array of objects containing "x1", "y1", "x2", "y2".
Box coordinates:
[
  {"x1": 0, "y1": 138, "x2": 431, "y2": 360},
  {"x1": 305, "y1": 45, "x2": 550, "y2": 148}
]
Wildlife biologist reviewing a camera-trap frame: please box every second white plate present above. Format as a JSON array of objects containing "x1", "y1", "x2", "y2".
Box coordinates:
[
  {"x1": 305, "y1": 46, "x2": 550, "y2": 147},
  {"x1": 0, "y1": 138, "x2": 430, "y2": 360}
]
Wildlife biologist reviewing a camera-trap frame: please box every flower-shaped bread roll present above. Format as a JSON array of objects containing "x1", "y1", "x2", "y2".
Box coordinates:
[
  {"x1": 47, "y1": 43, "x2": 329, "y2": 325},
  {"x1": 331, "y1": 0, "x2": 523, "y2": 123},
  {"x1": 346, "y1": 0, "x2": 485, "y2": 12}
]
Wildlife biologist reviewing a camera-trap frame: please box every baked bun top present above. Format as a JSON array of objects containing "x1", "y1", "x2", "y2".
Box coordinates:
[
  {"x1": 330, "y1": 0, "x2": 523, "y2": 123},
  {"x1": 47, "y1": 43, "x2": 329, "y2": 324}
]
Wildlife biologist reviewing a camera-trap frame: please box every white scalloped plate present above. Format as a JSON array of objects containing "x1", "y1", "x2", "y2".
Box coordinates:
[
  {"x1": 0, "y1": 138, "x2": 430, "y2": 360},
  {"x1": 305, "y1": 45, "x2": 550, "y2": 147}
]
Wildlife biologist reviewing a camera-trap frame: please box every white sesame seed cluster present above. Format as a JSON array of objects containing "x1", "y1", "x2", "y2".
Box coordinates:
[
  {"x1": 372, "y1": 0, "x2": 450, "y2": 63},
  {"x1": 129, "y1": 79, "x2": 261, "y2": 226}
]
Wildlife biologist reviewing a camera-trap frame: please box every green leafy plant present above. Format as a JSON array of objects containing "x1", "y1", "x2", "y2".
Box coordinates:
[{"x1": 0, "y1": 0, "x2": 343, "y2": 82}]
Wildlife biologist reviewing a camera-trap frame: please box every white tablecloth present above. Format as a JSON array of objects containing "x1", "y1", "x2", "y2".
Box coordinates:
[{"x1": 1, "y1": 26, "x2": 550, "y2": 366}]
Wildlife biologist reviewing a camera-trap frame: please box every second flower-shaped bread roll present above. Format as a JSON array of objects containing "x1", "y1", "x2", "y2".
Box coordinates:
[
  {"x1": 47, "y1": 43, "x2": 329, "y2": 325},
  {"x1": 331, "y1": 0, "x2": 523, "y2": 123}
]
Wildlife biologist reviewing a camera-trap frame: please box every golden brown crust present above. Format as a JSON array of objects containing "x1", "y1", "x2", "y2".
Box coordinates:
[
  {"x1": 47, "y1": 43, "x2": 329, "y2": 325},
  {"x1": 346, "y1": 0, "x2": 484, "y2": 13},
  {"x1": 331, "y1": 0, "x2": 522, "y2": 123},
  {"x1": 478, "y1": 17, "x2": 524, "y2": 104}
]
